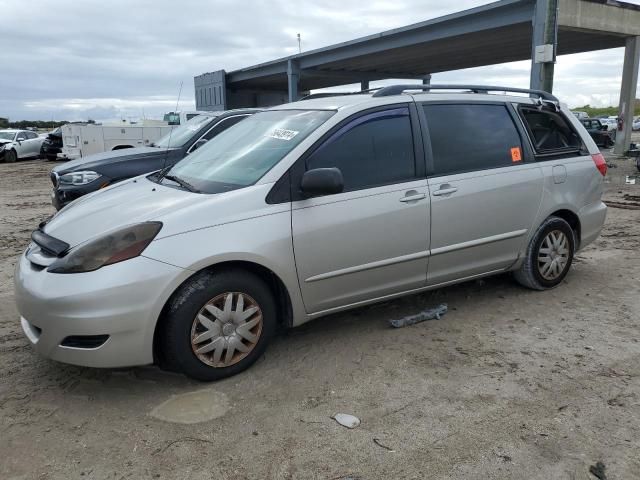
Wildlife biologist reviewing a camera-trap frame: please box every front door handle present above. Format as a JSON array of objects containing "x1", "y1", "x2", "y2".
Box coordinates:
[
  {"x1": 432, "y1": 186, "x2": 458, "y2": 196},
  {"x1": 400, "y1": 192, "x2": 427, "y2": 203}
]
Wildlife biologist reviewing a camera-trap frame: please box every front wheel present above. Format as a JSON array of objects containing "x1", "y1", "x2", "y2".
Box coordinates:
[
  {"x1": 514, "y1": 216, "x2": 575, "y2": 290},
  {"x1": 159, "y1": 269, "x2": 277, "y2": 381},
  {"x1": 4, "y1": 149, "x2": 17, "y2": 163}
]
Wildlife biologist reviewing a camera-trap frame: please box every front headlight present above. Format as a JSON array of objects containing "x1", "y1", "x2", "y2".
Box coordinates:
[
  {"x1": 48, "y1": 222, "x2": 162, "y2": 273},
  {"x1": 59, "y1": 170, "x2": 101, "y2": 186},
  {"x1": 0, "y1": 144, "x2": 6, "y2": 151}
]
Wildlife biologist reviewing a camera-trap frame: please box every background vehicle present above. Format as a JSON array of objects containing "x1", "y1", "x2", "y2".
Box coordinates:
[
  {"x1": 0, "y1": 129, "x2": 45, "y2": 163},
  {"x1": 16, "y1": 85, "x2": 607, "y2": 381},
  {"x1": 571, "y1": 111, "x2": 588, "y2": 119},
  {"x1": 58, "y1": 120, "x2": 174, "y2": 161},
  {"x1": 163, "y1": 111, "x2": 208, "y2": 125},
  {"x1": 599, "y1": 117, "x2": 618, "y2": 132},
  {"x1": 40, "y1": 127, "x2": 63, "y2": 161},
  {"x1": 633, "y1": 117, "x2": 640, "y2": 131},
  {"x1": 580, "y1": 118, "x2": 614, "y2": 147},
  {"x1": 50, "y1": 109, "x2": 257, "y2": 209}
]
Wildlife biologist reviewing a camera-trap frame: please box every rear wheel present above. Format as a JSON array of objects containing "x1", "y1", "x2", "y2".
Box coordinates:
[
  {"x1": 4, "y1": 149, "x2": 17, "y2": 163},
  {"x1": 514, "y1": 216, "x2": 575, "y2": 290},
  {"x1": 159, "y1": 269, "x2": 277, "y2": 381}
]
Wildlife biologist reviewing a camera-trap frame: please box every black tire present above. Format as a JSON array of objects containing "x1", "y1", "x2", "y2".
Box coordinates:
[
  {"x1": 4, "y1": 149, "x2": 17, "y2": 163},
  {"x1": 514, "y1": 216, "x2": 576, "y2": 290},
  {"x1": 158, "y1": 269, "x2": 277, "y2": 381}
]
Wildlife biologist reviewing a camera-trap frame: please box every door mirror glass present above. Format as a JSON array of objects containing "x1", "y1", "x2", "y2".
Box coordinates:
[
  {"x1": 601, "y1": 124, "x2": 608, "y2": 131},
  {"x1": 300, "y1": 168, "x2": 344, "y2": 197}
]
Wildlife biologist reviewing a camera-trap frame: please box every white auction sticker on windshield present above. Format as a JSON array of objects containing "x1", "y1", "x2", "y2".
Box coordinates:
[{"x1": 266, "y1": 128, "x2": 299, "y2": 141}]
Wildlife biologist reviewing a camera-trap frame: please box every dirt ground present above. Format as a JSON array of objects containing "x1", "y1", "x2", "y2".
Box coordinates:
[{"x1": 1, "y1": 146, "x2": 639, "y2": 480}]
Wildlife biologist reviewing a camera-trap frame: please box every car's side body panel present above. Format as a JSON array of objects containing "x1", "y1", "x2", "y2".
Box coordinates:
[
  {"x1": 426, "y1": 164, "x2": 544, "y2": 284},
  {"x1": 291, "y1": 179, "x2": 431, "y2": 313}
]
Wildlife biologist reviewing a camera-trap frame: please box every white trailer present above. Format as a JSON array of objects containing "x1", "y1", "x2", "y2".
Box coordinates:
[{"x1": 58, "y1": 120, "x2": 175, "y2": 161}]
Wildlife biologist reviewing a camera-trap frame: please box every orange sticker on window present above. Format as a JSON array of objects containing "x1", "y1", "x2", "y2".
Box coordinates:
[{"x1": 511, "y1": 147, "x2": 522, "y2": 162}]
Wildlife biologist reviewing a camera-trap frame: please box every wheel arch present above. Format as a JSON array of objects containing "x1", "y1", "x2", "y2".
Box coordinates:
[
  {"x1": 549, "y1": 208, "x2": 581, "y2": 248},
  {"x1": 152, "y1": 260, "x2": 294, "y2": 366},
  {"x1": 112, "y1": 145, "x2": 134, "y2": 150}
]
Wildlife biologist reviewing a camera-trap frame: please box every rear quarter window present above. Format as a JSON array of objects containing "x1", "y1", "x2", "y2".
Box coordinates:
[
  {"x1": 519, "y1": 107, "x2": 582, "y2": 155},
  {"x1": 423, "y1": 103, "x2": 524, "y2": 176}
]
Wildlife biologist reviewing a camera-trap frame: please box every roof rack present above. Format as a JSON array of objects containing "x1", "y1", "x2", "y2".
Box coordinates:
[
  {"x1": 301, "y1": 88, "x2": 382, "y2": 100},
  {"x1": 371, "y1": 84, "x2": 559, "y2": 102}
]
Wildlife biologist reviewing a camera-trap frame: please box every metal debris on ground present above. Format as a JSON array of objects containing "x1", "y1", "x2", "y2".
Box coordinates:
[
  {"x1": 373, "y1": 438, "x2": 395, "y2": 452},
  {"x1": 389, "y1": 304, "x2": 448, "y2": 328},
  {"x1": 332, "y1": 413, "x2": 360, "y2": 429},
  {"x1": 589, "y1": 461, "x2": 607, "y2": 480}
]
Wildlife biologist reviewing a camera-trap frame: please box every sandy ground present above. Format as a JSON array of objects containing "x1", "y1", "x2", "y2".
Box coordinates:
[{"x1": 1, "y1": 146, "x2": 639, "y2": 480}]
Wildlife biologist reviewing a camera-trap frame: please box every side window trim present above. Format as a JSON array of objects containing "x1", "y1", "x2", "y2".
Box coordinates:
[
  {"x1": 421, "y1": 101, "x2": 528, "y2": 178},
  {"x1": 505, "y1": 102, "x2": 536, "y2": 163},
  {"x1": 285, "y1": 103, "x2": 424, "y2": 202},
  {"x1": 186, "y1": 114, "x2": 249, "y2": 153}
]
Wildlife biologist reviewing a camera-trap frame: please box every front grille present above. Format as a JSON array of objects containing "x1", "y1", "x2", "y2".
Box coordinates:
[{"x1": 60, "y1": 335, "x2": 109, "y2": 349}]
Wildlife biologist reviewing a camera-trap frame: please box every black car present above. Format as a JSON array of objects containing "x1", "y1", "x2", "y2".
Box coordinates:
[
  {"x1": 40, "y1": 127, "x2": 63, "y2": 161},
  {"x1": 580, "y1": 118, "x2": 615, "y2": 148},
  {"x1": 50, "y1": 109, "x2": 258, "y2": 210}
]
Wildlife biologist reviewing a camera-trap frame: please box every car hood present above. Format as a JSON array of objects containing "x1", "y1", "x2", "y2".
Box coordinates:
[
  {"x1": 42, "y1": 176, "x2": 278, "y2": 248},
  {"x1": 52, "y1": 147, "x2": 172, "y2": 174},
  {"x1": 0, "y1": 139, "x2": 12, "y2": 145}
]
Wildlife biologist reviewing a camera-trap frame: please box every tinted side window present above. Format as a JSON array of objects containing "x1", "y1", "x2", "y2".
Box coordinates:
[
  {"x1": 424, "y1": 104, "x2": 523, "y2": 176},
  {"x1": 305, "y1": 107, "x2": 416, "y2": 192},
  {"x1": 520, "y1": 108, "x2": 581, "y2": 153},
  {"x1": 27, "y1": 132, "x2": 38, "y2": 139}
]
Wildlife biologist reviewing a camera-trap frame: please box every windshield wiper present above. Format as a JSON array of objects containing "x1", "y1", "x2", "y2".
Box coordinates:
[{"x1": 162, "y1": 174, "x2": 201, "y2": 193}]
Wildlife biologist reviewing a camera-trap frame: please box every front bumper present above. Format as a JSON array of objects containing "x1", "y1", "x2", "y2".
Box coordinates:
[{"x1": 14, "y1": 251, "x2": 188, "y2": 368}]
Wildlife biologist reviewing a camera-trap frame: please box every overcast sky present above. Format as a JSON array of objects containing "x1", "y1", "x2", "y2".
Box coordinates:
[{"x1": 1, "y1": 0, "x2": 639, "y2": 122}]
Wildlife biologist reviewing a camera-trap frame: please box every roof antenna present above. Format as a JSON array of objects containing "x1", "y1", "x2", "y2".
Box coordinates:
[
  {"x1": 297, "y1": 33, "x2": 302, "y2": 53},
  {"x1": 162, "y1": 81, "x2": 183, "y2": 172}
]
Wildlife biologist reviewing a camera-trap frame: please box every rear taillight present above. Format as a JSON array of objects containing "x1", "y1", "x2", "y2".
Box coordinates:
[{"x1": 592, "y1": 153, "x2": 607, "y2": 177}]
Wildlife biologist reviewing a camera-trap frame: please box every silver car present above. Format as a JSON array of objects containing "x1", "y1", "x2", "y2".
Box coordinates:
[
  {"x1": 15, "y1": 85, "x2": 608, "y2": 380},
  {"x1": 1, "y1": 129, "x2": 45, "y2": 162}
]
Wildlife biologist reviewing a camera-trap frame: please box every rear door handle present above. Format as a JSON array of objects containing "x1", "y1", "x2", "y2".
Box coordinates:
[
  {"x1": 432, "y1": 187, "x2": 458, "y2": 196},
  {"x1": 399, "y1": 193, "x2": 426, "y2": 203}
]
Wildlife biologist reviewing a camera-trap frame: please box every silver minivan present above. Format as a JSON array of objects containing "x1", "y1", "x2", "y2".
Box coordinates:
[{"x1": 15, "y1": 85, "x2": 608, "y2": 380}]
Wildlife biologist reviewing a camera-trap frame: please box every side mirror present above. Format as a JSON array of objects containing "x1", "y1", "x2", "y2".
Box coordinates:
[
  {"x1": 601, "y1": 125, "x2": 608, "y2": 131},
  {"x1": 300, "y1": 167, "x2": 344, "y2": 197},
  {"x1": 191, "y1": 138, "x2": 208, "y2": 152}
]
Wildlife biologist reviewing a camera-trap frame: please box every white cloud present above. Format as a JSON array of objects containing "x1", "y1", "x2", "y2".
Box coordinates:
[{"x1": 0, "y1": 0, "x2": 638, "y2": 120}]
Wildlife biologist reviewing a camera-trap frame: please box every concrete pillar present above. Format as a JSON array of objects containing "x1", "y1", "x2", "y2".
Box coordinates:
[
  {"x1": 360, "y1": 80, "x2": 369, "y2": 91},
  {"x1": 287, "y1": 59, "x2": 300, "y2": 103},
  {"x1": 422, "y1": 74, "x2": 432, "y2": 85},
  {"x1": 530, "y1": 0, "x2": 558, "y2": 92},
  {"x1": 614, "y1": 36, "x2": 640, "y2": 155}
]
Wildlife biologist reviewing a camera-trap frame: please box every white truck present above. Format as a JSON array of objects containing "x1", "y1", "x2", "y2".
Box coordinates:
[{"x1": 58, "y1": 111, "x2": 206, "y2": 160}]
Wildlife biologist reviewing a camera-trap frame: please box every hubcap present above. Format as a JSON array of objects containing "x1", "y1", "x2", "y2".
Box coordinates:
[
  {"x1": 537, "y1": 230, "x2": 570, "y2": 281},
  {"x1": 190, "y1": 292, "x2": 263, "y2": 368}
]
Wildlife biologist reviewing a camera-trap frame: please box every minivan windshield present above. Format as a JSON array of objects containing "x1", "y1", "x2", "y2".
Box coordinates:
[
  {"x1": 154, "y1": 114, "x2": 217, "y2": 149},
  {"x1": 165, "y1": 109, "x2": 335, "y2": 194}
]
